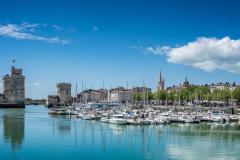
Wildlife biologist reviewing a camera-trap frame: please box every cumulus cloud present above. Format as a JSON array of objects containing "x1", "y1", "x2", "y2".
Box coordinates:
[
  {"x1": 145, "y1": 37, "x2": 240, "y2": 74},
  {"x1": 0, "y1": 23, "x2": 70, "y2": 44}
]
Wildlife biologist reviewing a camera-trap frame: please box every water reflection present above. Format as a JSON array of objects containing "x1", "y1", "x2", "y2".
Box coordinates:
[
  {"x1": 50, "y1": 115, "x2": 73, "y2": 135},
  {"x1": 0, "y1": 106, "x2": 240, "y2": 160},
  {"x1": 169, "y1": 123, "x2": 240, "y2": 142},
  {"x1": 2, "y1": 109, "x2": 25, "y2": 151}
]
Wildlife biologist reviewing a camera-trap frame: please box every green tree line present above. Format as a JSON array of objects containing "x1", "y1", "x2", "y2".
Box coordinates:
[{"x1": 133, "y1": 86, "x2": 240, "y2": 102}]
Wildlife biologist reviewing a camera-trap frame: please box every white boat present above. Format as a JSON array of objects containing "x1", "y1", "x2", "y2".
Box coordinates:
[
  {"x1": 174, "y1": 116, "x2": 185, "y2": 123},
  {"x1": 156, "y1": 118, "x2": 166, "y2": 124},
  {"x1": 127, "y1": 119, "x2": 139, "y2": 125},
  {"x1": 67, "y1": 110, "x2": 79, "y2": 115},
  {"x1": 213, "y1": 116, "x2": 224, "y2": 122},
  {"x1": 230, "y1": 115, "x2": 239, "y2": 122},
  {"x1": 109, "y1": 115, "x2": 127, "y2": 125},
  {"x1": 138, "y1": 119, "x2": 150, "y2": 125},
  {"x1": 81, "y1": 114, "x2": 94, "y2": 120},
  {"x1": 148, "y1": 119, "x2": 156, "y2": 125},
  {"x1": 82, "y1": 115, "x2": 93, "y2": 120},
  {"x1": 100, "y1": 117, "x2": 109, "y2": 123},
  {"x1": 201, "y1": 115, "x2": 213, "y2": 122},
  {"x1": 182, "y1": 115, "x2": 194, "y2": 123},
  {"x1": 57, "y1": 109, "x2": 69, "y2": 115},
  {"x1": 48, "y1": 109, "x2": 58, "y2": 115}
]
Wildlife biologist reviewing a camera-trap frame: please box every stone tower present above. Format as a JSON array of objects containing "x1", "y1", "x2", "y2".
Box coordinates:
[
  {"x1": 56, "y1": 83, "x2": 72, "y2": 105},
  {"x1": 3, "y1": 66, "x2": 25, "y2": 104},
  {"x1": 157, "y1": 71, "x2": 164, "y2": 91}
]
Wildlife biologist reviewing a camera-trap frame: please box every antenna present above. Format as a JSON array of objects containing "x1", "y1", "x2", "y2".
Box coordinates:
[
  {"x1": 75, "y1": 83, "x2": 77, "y2": 97},
  {"x1": 81, "y1": 79, "x2": 84, "y2": 92}
]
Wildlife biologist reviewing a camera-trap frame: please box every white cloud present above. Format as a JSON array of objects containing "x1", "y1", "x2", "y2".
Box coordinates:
[
  {"x1": 146, "y1": 46, "x2": 171, "y2": 55},
  {"x1": 146, "y1": 37, "x2": 240, "y2": 74},
  {"x1": 0, "y1": 23, "x2": 70, "y2": 44}
]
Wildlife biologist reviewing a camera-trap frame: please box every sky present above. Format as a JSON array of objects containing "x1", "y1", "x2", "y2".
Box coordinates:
[{"x1": 0, "y1": 0, "x2": 240, "y2": 99}]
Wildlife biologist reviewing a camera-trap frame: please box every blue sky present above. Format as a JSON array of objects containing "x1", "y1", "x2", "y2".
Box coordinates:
[{"x1": 0, "y1": 0, "x2": 240, "y2": 99}]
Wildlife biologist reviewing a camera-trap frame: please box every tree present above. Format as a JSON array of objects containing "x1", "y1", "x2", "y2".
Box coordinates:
[
  {"x1": 211, "y1": 89, "x2": 221, "y2": 101},
  {"x1": 233, "y1": 86, "x2": 240, "y2": 102},
  {"x1": 133, "y1": 93, "x2": 141, "y2": 101},
  {"x1": 220, "y1": 88, "x2": 231, "y2": 102},
  {"x1": 155, "y1": 90, "x2": 166, "y2": 101},
  {"x1": 196, "y1": 86, "x2": 210, "y2": 101},
  {"x1": 179, "y1": 88, "x2": 189, "y2": 101},
  {"x1": 147, "y1": 91, "x2": 154, "y2": 101}
]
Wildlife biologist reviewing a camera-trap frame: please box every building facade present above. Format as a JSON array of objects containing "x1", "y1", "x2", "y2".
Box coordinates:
[
  {"x1": 47, "y1": 95, "x2": 60, "y2": 107},
  {"x1": 207, "y1": 82, "x2": 237, "y2": 92},
  {"x1": 56, "y1": 83, "x2": 72, "y2": 105},
  {"x1": 77, "y1": 89, "x2": 108, "y2": 103},
  {"x1": 132, "y1": 87, "x2": 151, "y2": 93},
  {"x1": 157, "y1": 71, "x2": 164, "y2": 92},
  {"x1": 2, "y1": 67, "x2": 25, "y2": 104},
  {"x1": 109, "y1": 87, "x2": 132, "y2": 103}
]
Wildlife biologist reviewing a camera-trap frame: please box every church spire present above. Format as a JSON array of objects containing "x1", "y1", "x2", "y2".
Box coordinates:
[
  {"x1": 159, "y1": 70, "x2": 162, "y2": 82},
  {"x1": 157, "y1": 70, "x2": 165, "y2": 92}
]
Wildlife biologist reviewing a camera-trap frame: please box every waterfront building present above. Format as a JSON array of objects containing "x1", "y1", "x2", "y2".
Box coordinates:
[
  {"x1": 157, "y1": 71, "x2": 164, "y2": 91},
  {"x1": 57, "y1": 83, "x2": 72, "y2": 105},
  {"x1": 109, "y1": 87, "x2": 132, "y2": 103},
  {"x1": 2, "y1": 66, "x2": 25, "y2": 105},
  {"x1": 47, "y1": 95, "x2": 60, "y2": 107},
  {"x1": 77, "y1": 89, "x2": 108, "y2": 103},
  {"x1": 132, "y1": 87, "x2": 151, "y2": 93},
  {"x1": 207, "y1": 82, "x2": 237, "y2": 92}
]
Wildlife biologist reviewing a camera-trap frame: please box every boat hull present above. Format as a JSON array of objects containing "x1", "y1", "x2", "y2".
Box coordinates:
[{"x1": 109, "y1": 119, "x2": 127, "y2": 125}]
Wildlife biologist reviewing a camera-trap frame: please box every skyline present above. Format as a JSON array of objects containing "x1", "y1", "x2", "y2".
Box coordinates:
[{"x1": 1, "y1": 0, "x2": 240, "y2": 99}]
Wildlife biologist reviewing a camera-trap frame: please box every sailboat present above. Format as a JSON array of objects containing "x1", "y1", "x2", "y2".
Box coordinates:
[{"x1": 67, "y1": 83, "x2": 79, "y2": 115}]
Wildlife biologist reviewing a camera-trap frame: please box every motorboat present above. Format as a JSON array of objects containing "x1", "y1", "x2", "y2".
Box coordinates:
[
  {"x1": 212, "y1": 116, "x2": 224, "y2": 123},
  {"x1": 100, "y1": 117, "x2": 109, "y2": 123},
  {"x1": 109, "y1": 115, "x2": 127, "y2": 125}
]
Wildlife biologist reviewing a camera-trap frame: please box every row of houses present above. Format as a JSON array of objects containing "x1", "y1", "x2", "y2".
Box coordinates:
[
  {"x1": 167, "y1": 78, "x2": 238, "y2": 93},
  {"x1": 47, "y1": 85, "x2": 151, "y2": 106},
  {"x1": 47, "y1": 75, "x2": 239, "y2": 107}
]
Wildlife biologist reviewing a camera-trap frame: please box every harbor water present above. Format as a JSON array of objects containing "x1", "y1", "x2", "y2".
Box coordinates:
[{"x1": 0, "y1": 105, "x2": 240, "y2": 160}]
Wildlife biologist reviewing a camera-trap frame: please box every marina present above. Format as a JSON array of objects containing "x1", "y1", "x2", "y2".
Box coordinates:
[
  {"x1": 1, "y1": 105, "x2": 240, "y2": 160},
  {"x1": 1, "y1": 1, "x2": 240, "y2": 159},
  {"x1": 48, "y1": 103, "x2": 240, "y2": 125}
]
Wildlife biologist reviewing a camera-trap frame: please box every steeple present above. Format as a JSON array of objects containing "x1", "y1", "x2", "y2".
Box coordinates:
[
  {"x1": 159, "y1": 71, "x2": 162, "y2": 82},
  {"x1": 157, "y1": 70, "x2": 165, "y2": 91}
]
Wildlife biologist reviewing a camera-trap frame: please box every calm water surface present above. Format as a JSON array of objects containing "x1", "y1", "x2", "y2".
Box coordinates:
[{"x1": 0, "y1": 105, "x2": 240, "y2": 160}]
